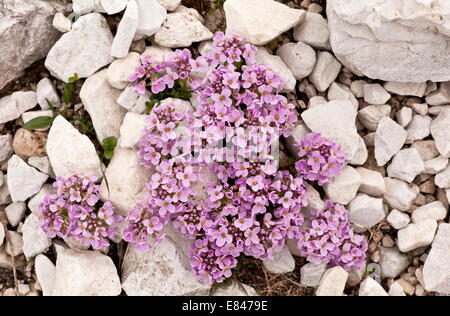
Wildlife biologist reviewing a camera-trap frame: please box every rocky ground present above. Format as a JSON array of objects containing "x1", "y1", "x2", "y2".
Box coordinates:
[{"x1": 0, "y1": 0, "x2": 449, "y2": 297}]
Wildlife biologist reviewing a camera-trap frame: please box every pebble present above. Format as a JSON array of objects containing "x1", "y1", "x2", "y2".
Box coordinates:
[
  {"x1": 293, "y1": 12, "x2": 330, "y2": 50},
  {"x1": 375, "y1": 117, "x2": 407, "y2": 166},
  {"x1": 5, "y1": 230, "x2": 23, "y2": 257},
  {"x1": 100, "y1": 0, "x2": 128, "y2": 15},
  {"x1": 0, "y1": 134, "x2": 13, "y2": 163},
  {"x1": 52, "y1": 13, "x2": 72, "y2": 33},
  {"x1": 327, "y1": 82, "x2": 359, "y2": 109},
  {"x1": 406, "y1": 115, "x2": 431, "y2": 143},
  {"x1": 397, "y1": 220, "x2": 438, "y2": 253},
  {"x1": 396, "y1": 107, "x2": 413, "y2": 127},
  {"x1": 435, "y1": 165, "x2": 450, "y2": 189},
  {"x1": 387, "y1": 148, "x2": 424, "y2": 183},
  {"x1": 73, "y1": 0, "x2": 94, "y2": 15},
  {"x1": 316, "y1": 267, "x2": 348, "y2": 296},
  {"x1": 262, "y1": 246, "x2": 295, "y2": 274},
  {"x1": 383, "y1": 82, "x2": 427, "y2": 97},
  {"x1": 364, "y1": 84, "x2": 391, "y2": 105},
  {"x1": 157, "y1": 0, "x2": 181, "y2": 11},
  {"x1": 22, "y1": 214, "x2": 52, "y2": 259},
  {"x1": 106, "y1": 52, "x2": 141, "y2": 89},
  {"x1": 300, "y1": 263, "x2": 327, "y2": 288},
  {"x1": 379, "y1": 246, "x2": 410, "y2": 278},
  {"x1": 358, "y1": 277, "x2": 388, "y2": 296},
  {"x1": 309, "y1": 51, "x2": 342, "y2": 92},
  {"x1": 276, "y1": 42, "x2": 316, "y2": 80},
  {"x1": 358, "y1": 105, "x2": 391, "y2": 132},
  {"x1": 348, "y1": 194, "x2": 385, "y2": 230},
  {"x1": 389, "y1": 281, "x2": 406, "y2": 296},
  {"x1": 35, "y1": 254, "x2": 56, "y2": 296},
  {"x1": 411, "y1": 201, "x2": 447, "y2": 223},
  {"x1": 426, "y1": 82, "x2": 450, "y2": 106},
  {"x1": 383, "y1": 178, "x2": 419, "y2": 212},
  {"x1": 111, "y1": 0, "x2": 139, "y2": 58},
  {"x1": 5, "y1": 202, "x2": 26, "y2": 227},
  {"x1": 324, "y1": 166, "x2": 361, "y2": 205},
  {"x1": 424, "y1": 156, "x2": 449, "y2": 175},
  {"x1": 212, "y1": 282, "x2": 256, "y2": 296},
  {"x1": 135, "y1": 0, "x2": 167, "y2": 37},
  {"x1": 430, "y1": 109, "x2": 450, "y2": 158},
  {"x1": 356, "y1": 167, "x2": 386, "y2": 197}
]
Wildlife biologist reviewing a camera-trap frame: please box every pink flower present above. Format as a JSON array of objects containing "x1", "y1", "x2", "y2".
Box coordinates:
[
  {"x1": 244, "y1": 227, "x2": 260, "y2": 246},
  {"x1": 176, "y1": 166, "x2": 197, "y2": 188},
  {"x1": 246, "y1": 175, "x2": 265, "y2": 192},
  {"x1": 157, "y1": 197, "x2": 175, "y2": 216},
  {"x1": 211, "y1": 89, "x2": 232, "y2": 108},
  {"x1": 158, "y1": 122, "x2": 177, "y2": 142}
]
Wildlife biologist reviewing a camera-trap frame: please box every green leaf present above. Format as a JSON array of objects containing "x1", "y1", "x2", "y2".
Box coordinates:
[
  {"x1": 62, "y1": 83, "x2": 73, "y2": 105},
  {"x1": 23, "y1": 116, "x2": 54, "y2": 131},
  {"x1": 68, "y1": 73, "x2": 79, "y2": 83},
  {"x1": 102, "y1": 136, "x2": 118, "y2": 160}
]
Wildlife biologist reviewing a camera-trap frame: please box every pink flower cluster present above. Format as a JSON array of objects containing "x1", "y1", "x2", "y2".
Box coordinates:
[
  {"x1": 297, "y1": 200, "x2": 368, "y2": 271},
  {"x1": 38, "y1": 175, "x2": 122, "y2": 249},
  {"x1": 295, "y1": 132, "x2": 345, "y2": 185},
  {"x1": 125, "y1": 31, "x2": 367, "y2": 284}
]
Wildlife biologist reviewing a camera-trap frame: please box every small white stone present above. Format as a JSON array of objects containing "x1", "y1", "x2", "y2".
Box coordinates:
[
  {"x1": 5, "y1": 202, "x2": 26, "y2": 227},
  {"x1": 430, "y1": 109, "x2": 450, "y2": 158},
  {"x1": 0, "y1": 134, "x2": 13, "y2": 163},
  {"x1": 424, "y1": 156, "x2": 449, "y2": 175},
  {"x1": 356, "y1": 167, "x2": 386, "y2": 197},
  {"x1": 224, "y1": 0, "x2": 304, "y2": 46},
  {"x1": 80, "y1": 69, "x2": 127, "y2": 142},
  {"x1": 379, "y1": 246, "x2": 409, "y2": 278},
  {"x1": 412, "y1": 103, "x2": 428, "y2": 116},
  {"x1": 157, "y1": 0, "x2": 181, "y2": 11},
  {"x1": 0, "y1": 223, "x2": 4, "y2": 248},
  {"x1": 276, "y1": 42, "x2": 316, "y2": 80},
  {"x1": 387, "y1": 209, "x2": 410, "y2": 230},
  {"x1": 426, "y1": 82, "x2": 450, "y2": 106},
  {"x1": 364, "y1": 84, "x2": 391, "y2": 105},
  {"x1": 324, "y1": 166, "x2": 361, "y2": 205},
  {"x1": 328, "y1": 82, "x2": 358, "y2": 110},
  {"x1": 411, "y1": 201, "x2": 447, "y2": 223},
  {"x1": 348, "y1": 194, "x2": 385, "y2": 230},
  {"x1": 300, "y1": 263, "x2": 327, "y2": 288},
  {"x1": 435, "y1": 165, "x2": 450, "y2": 189},
  {"x1": 73, "y1": 0, "x2": 94, "y2": 15},
  {"x1": 28, "y1": 156, "x2": 54, "y2": 177},
  {"x1": 383, "y1": 82, "x2": 427, "y2": 97},
  {"x1": 52, "y1": 249, "x2": 122, "y2": 296},
  {"x1": 35, "y1": 254, "x2": 56, "y2": 296},
  {"x1": 359, "y1": 278, "x2": 388, "y2": 296},
  {"x1": 293, "y1": 12, "x2": 330, "y2": 50},
  {"x1": 411, "y1": 140, "x2": 440, "y2": 161},
  {"x1": 375, "y1": 117, "x2": 408, "y2": 166},
  {"x1": 118, "y1": 112, "x2": 147, "y2": 149},
  {"x1": 7, "y1": 155, "x2": 48, "y2": 203},
  {"x1": 22, "y1": 214, "x2": 52, "y2": 259},
  {"x1": 22, "y1": 110, "x2": 54, "y2": 131},
  {"x1": 107, "y1": 52, "x2": 141, "y2": 90},
  {"x1": 155, "y1": 7, "x2": 213, "y2": 48},
  {"x1": 52, "y1": 13, "x2": 72, "y2": 33},
  {"x1": 383, "y1": 177, "x2": 419, "y2": 212},
  {"x1": 255, "y1": 47, "x2": 296, "y2": 93},
  {"x1": 28, "y1": 184, "x2": 55, "y2": 214},
  {"x1": 135, "y1": 0, "x2": 167, "y2": 37},
  {"x1": 36, "y1": 78, "x2": 61, "y2": 109},
  {"x1": 111, "y1": 0, "x2": 138, "y2": 58},
  {"x1": 396, "y1": 107, "x2": 413, "y2": 127},
  {"x1": 387, "y1": 148, "x2": 424, "y2": 183},
  {"x1": 389, "y1": 282, "x2": 406, "y2": 296},
  {"x1": 262, "y1": 246, "x2": 295, "y2": 274},
  {"x1": 47, "y1": 116, "x2": 103, "y2": 179},
  {"x1": 5, "y1": 230, "x2": 23, "y2": 257},
  {"x1": 397, "y1": 220, "x2": 438, "y2": 253},
  {"x1": 117, "y1": 85, "x2": 139, "y2": 110},
  {"x1": 358, "y1": 105, "x2": 391, "y2": 132},
  {"x1": 350, "y1": 80, "x2": 367, "y2": 98},
  {"x1": 100, "y1": 0, "x2": 128, "y2": 14},
  {"x1": 309, "y1": 51, "x2": 342, "y2": 92},
  {"x1": 406, "y1": 115, "x2": 431, "y2": 143},
  {"x1": 0, "y1": 95, "x2": 19, "y2": 125},
  {"x1": 316, "y1": 267, "x2": 348, "y2": 296}
]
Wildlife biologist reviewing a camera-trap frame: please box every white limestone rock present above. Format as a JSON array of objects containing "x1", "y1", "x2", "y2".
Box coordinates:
[
  {"x1": 28, "y1": 156, "x2": 54, "y2": 178},
  {"x1": 411, "y1": 201, "x2": 447, "y2": 223},
  {"x1": 397, "y1": 220, "x2": 438, "y2": 253},
  {"x1": 316, "y1": 267, "x2": 348, "y2": 296},
  {"x1": 0, "y1": 92, "x2": 39, "y2": 125},
  {"x1": 423, "y1": 224, "x2": 450, "y2": 295},
  {"x1": 327, "y1": 0, "x2": 450, "y2": 82},
  {"x1": 411, "y1": 140, "x2": 440, "y2": 161},
  {"x1": 383, "y1": 178, "x2": 419, "y2": 212},
  {"x1": 293, "y1": 12, "x2": 330, "y2": 50},
  {"x1": 52, "y1": 249, "x2": 121, "y2": 296},
  {"x1": 383, "y1": 82, "x2": 427, "y2": 97},
  {"x1": 7, "y1": 155, "x2": 48, "y2": 203},
  {"x1": 255, "y1": 47, "x2": 296, "y2": 93},
  {"x1": 363, "y1": 84, "x2": 391, "y2": 105},
  {"x1": 379, "y1": 246, "x2": 409, "y2": 278},
  {"x1": 107, "y1": 52, "x2": 141, "y2": 90},
  {"x1": 52, "y1": 12, "x2": 72, "y2": 33},
  {"x1": 387, "y1": 149, "x2": 424, "y2": 183},
  {"x1": 155, "y1": 7, "x2": 213, "y2": 48},
  {"x1": 356, "y1": 167, "x2": 386, "y2": 197},
  {"x1": 359, "y1": 277, "x2": 388, "y2": 296},
  {"x1": 358, "y1": 105, "x2": 391, "y2": 132},
  {"x1": 111, "y1": 0, "x2": 138, "y2": 58},
  {"x1": 45, "y1": 13, "x2": 114, "y2": 82},
  {"x1": 73, "y1": 0, "x2": 94, "y2": 15},
  {"x1": 309, "y1": 51, "x2": 342, "y2": 92},
  {"x1": 36, "y1": 78, "x2": 61, "y2": 110},
  {"x1": 389, "y1": 282, "x2": 406, "y2": 297},
  {"x1": 396, "y1": 107, "x2": 413, "y2": 128},
  {"x1": 28, "y1": 184, "x2": 56, "y2": 214},
  {"x1": 324, "y1": 166, "x2": 360, "y2": 205},
  {"x1": 0, "y1": 134, "x2": 13, "y2": 163},
  {"x1": 80, "y1": 69, "x2": 127, "y2": 142},
  {"x1": 0, "y1": 223, "x2": 4, "y2": 248},
  {"x1": 35, "y1": 254, "x2": 56, "y2": 296},
  {"x1": 348, "y1": 194, "x2": 385, "y2": 230},
  {"x1": 424, "y1": 156, "x2": 449, "y2": 175},
  {"x1": 157, "y1": 0, "x2": 181, "y2": 11},
  {"x1": 375, "y1": 117, "x2": 407, "y2": 166},
  {"x1": 301, "y1": 100, "x2": 361, "y2": 162},
  {"x1": 22, "y1": 214, "x2": 52, "y2": 259},
  {"x1": 262, "y1": 246, "x2": 295, "y2": 274},
  {"x1": 5, "y1": 202, "x2": 26, "y2": 227},
  {"x1": 435, "y1": 165, "x2": 450, "y2": 189},
  {"x1": 300, "y1": 263, "x2": 327, "y2": 288},
  {"x1": 327, "y1": 82, "x2": 358, "y2": 110},
  {"x1": 118, "y1": 112, "x2": 147, "y2": 149},
  {"x1": 276, "y1": 42, "x2": 316, "y2": 80},
  {"x1": 430, "y1": 109, "x2": 450, "y2": 158},
  {"x1": 135, "y1": 0, "x2": 167, "y2": 37},
  {"x1": 100, "y1": 0, "x2": 128, "y2": 14},
  {"x1": 387, "y1": 209, "x2": 410, "y2": 230},
  {"x1": 224, "y1": 0, "x2": 304, "y2": 46},
  {"x1": 47, "y1": 116, "x2": 103, "y2": 179},
  {"x1": 426, "y1": 82, "x2": 450, "y2": 106},
  {"x1": 406, "y1": 115, "x2": 431, "y2": 143}
]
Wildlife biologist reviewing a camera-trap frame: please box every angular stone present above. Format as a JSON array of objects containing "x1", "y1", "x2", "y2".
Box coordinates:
[
  {"x1": 436, "y1": 165, "x2": 450, "y2": 189},
  {"x1": 379, "y1": 246, "x2": 409, "y2": 278},
  {"x1": 356, "y1": 167, "x2": 386, "y2": 197},
  {"x1": 111, "y1": 0, "x2": 138, "y2": 58},
  {"x1": 35, "y1": 254, "x2": 56, "y2": 296},
  {"x1": 426, "y1": 82, "x2": 450, "y2": 106},
  {"x1": 348, "y1": 194, "x2": 385, "y2": 230},
  {"x1": 309, "y1": 51, "x2": 342, "y2": 92},
  {"x1": 155, "y1": 7, "x2": 213, "y2": 48},
  {"x1": 276, "y1": 42, "x2": 316, "y2": 80},
  {"x1": 387, "y1": 149, "x2": 424, "y2": 183},
  {"x1": 7, "y1": 155, "x2": 48, "y2": 203},
  {"x1": 396, "y1": 107, "x2": 413, "y2": 128},
  {"x1": 412, "y1": 201, "x2": 447, "y2": 223},
  {"x1": 383, "y1": 82, "x2": 427, "y2": 97},
  {"x1": 389, "y1": 282, "x2": 406, "y2": 296},
  {"x1": 387, "y1": 209, "x2": 410, "y2": 230},
  {"x1": 300, "y1": 263, "x2": 327, "y2": 288},
  {"x1": 324, "y1": 166, "x2": 360, "y2": 205},
  {"x1": 424, "y1": 156, "x2": 449, "y2": 175},
  {"x1": 262, "y1": 246, "x2": 295, "y2": 274},
  {"x1": 212, "y1": 281, "x2": 256, "y2": 296},
  {"x1": 397, "y1": 220, "x2": 438, "y2": 253},
  {"x1": 293, "y1": 12, "x2": 330, "y2": 50},
  {"x1": 358, "y1": 105, "x2": 391, "y2": 132},
  {"x1": 157, "y1": 0, "x2": 181, "y2": 11},
  {"x1": 383, "y1": 178, "x2": 419, "y2": 212},
  {"x1": 28, "y1": 184, "x2": 56, "y2": 214},
  {"x1": 327, "y1": 0, "x2": 450, "y2": 82},
  {"x1": 316, "y1": 267, "x2": 348, "y2": 296},
  {"x1": 22, "y1": 214, "x2": 52, "y2": 259},
  {"x1": 100, "y1": 0, "x2": 128, "y2": 15},
  {"x1": 47, "y1": 116, "x2": 103, "y2": 179},
  {"x1": 224, "y1": 0, "x2": 304, "y2": 46},
  {"x1": 52, "y1": 249, "x2": 121, "y2": 296},
  {"x1": 406, "y1": 115, "x2": 431, "y2": 143},
  {"x1": 430, "y1": 109, "x2": 450, "y2": 158},
  {"x1": 363, "y1": 84, "x2": 391, "y2": 105},
  {"x1": 45, "y1": 13, "x2": 114, "y2": 82},
  {"x1": 107, "y1": 53, "x2": 141, "y2": 90},
  {"x1": 411, "y1": 140, "x2": 440, "y2": 161},
  {"x1": 375, "y1": 117, "x2": 407, "y2": 166},
  {"x1": 5, "y1": 202, "x2": 26, "y2": 227},
  {"x1": 359, "y1": 277, "x2": 388, "y2": 296},
  {"x1": 73, "y1": 0, "x2": 94, "y2": 15},
  {"x1": 0, "y1": 134, "x2": 13, "y2": 163},
  {"x1": 135, "y1": 0, "x2": 167, "y2": 37},
  {"x1": 52, "y1": 12, "x2": 72, "y2": 33},
  {"x1": 327, "y1": 82, "x2": 358, "y2": 110}
]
